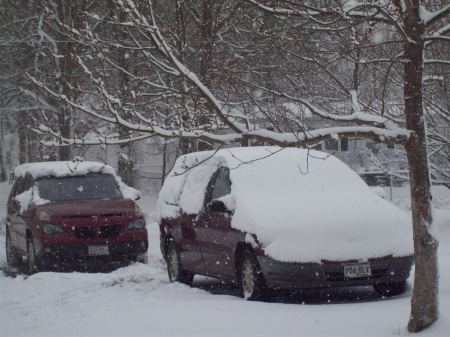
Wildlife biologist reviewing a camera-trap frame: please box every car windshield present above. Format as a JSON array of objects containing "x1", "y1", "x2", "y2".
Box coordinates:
[{"x1": 36, "y1": 174, "x2": 123, "y2": 202}]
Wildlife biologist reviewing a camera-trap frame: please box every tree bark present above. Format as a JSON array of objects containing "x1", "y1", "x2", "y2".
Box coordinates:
[
  {"x1": 18, "y1": 110, "x2": 28, "y2": 164},
  {"x1": 161, "y1": 141, "x2": 167, "y2": 187},
  {"x1": 115, "y1": 6, "x2": 134, "y2": 185},
  {"x1": 55, "y1": 0, "x2": 86, "y2": 161},
  {"x1": 0, "y1": 116, "x2": 7, "y2": 181},
  {"x1": 404, "y1": 2, "x2": 439, "y2": 332},
  {"x1": 58, "y1": 107, "x2": 72, "y2": 160}
]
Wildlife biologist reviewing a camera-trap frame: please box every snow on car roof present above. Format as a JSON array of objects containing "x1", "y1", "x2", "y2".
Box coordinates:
[
  {"x1": 158, "y1": 146, "x2": 413, "y2": 262},
  {"x1": 159, "y1": 146, "x2": 366, "y2": 217},
  {"x1": 14, "y1": 161, "x2": 116, "y2": 179}
]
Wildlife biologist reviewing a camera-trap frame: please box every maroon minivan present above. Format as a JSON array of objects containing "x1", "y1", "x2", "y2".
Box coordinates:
[
  {"x1": 5, "y1": 161, "x2": 148, "y2": 273},
  {"x1": 158, "y1": 147, "x2": 414, "y2": 300}
]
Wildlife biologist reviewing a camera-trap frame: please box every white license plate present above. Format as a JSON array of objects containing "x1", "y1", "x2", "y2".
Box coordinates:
[
  {"x1": 344, "y1": 263, "x2": 372, "y2": 278},
  {"x1": 88, "y1": 245, "x2": 110, "y2": 256}
]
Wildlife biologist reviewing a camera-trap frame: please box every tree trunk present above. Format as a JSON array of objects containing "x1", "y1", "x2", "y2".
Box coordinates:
[
  {"x1": 175, "y1": 1, "x2": 194, "y2": 155},
  {"x1": 18, "y1": 110, "x2": 28, "y2": 164},
  {"x1": 0, "y1": 118, "x2": 7, "y2": 181},
  {"x1": 0, "y1": 153, "x2": 5, "y2": 182},
  {"x1": 404, "y1": 2, "x2": 439, "y2": 332},
  {"x1": 114, "y1": 5, "x2": 134, "y2": 185},
  {"x1": 55, "y1": 0, "x2": 86, "y2": 161},
  {"x1": 118, "y1": 154, "x2": 134, "y2": 186},
  {"x1": 58, "y1": 107, "x2": 72, "y2": 160},
  {"x1": 58, "y1": 40, "x2": 75, "y2": 161},
  {"x1": 161, "y1": 141, "x2": 167, "y2": 187}
]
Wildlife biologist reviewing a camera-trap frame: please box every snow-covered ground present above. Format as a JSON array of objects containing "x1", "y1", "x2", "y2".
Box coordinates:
[{"x1": 1, "y1": 182, "x2": 450, "y2": 337}]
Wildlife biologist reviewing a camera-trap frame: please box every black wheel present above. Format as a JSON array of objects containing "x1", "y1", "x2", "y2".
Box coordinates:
[
  {"x1": 239, "y1": 249, "x2": 266, "y2": 300},
  {"x1": 374, "y1": 281, "x2": 407, "y2": 297},
  {"x1": 25, "y1": 236, "x2": 41, "y2": 274},
  {"x1": 5, "y1": 228, "x2": 20, "y2": 267},
  {"x1": 166, "y1": 242, "x2": 194, "y2": 286}
]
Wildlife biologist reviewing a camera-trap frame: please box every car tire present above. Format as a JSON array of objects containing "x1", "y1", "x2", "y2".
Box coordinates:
[
  {"x1": 239, "y1": 248, "x2": 266, "y2": 301},
  {"x1": 166, "y1": 242, "x2": 194, "y2": 286},
  {"x1": 374, "y1": 281, "x2": 407, "y2": 297},
  {"x1": 25, "y1": 236, "x2": 41, "y2": 274},
  {"x1": 5, "y1": 228, "x2": 21, "y2": 267}
]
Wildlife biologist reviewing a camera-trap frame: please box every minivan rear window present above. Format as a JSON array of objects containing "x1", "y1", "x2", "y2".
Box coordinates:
[{"x1": 36, "y1": 174, "x2": 122, "y2": 202}]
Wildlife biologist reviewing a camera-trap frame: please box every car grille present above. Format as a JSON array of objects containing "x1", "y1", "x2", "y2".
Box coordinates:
[
  {"x1": 98, "y1": 224, "x2": 121, "y2": 238},
  {"x1": 73, "y1": 225, "x2": 122, "y2": 239},
  {"x1": 73, "y1": 227, "x2": 96, "y2": 239}
]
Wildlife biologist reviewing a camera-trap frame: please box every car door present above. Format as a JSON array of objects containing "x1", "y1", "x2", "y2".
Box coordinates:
[
  {"x1": 178, "y1": 213, "x2": 207, "y2": 274},
  {"x1": 7, "y1": 177, "x2": 28, "y2": 254},
  {"x1": 195, "y1": 167, "x2": 235, "y2": 278}
]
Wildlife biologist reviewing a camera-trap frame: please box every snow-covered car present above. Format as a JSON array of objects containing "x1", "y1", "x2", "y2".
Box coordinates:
[
  {"x1": 5, "y1": 161, "x2": 148, "y2": 273},
  {"x1": 158, "y1": 147, "x2": 413, "y2": 300}
]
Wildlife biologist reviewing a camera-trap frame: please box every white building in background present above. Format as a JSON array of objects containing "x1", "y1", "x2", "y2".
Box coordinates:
[{"x1": 81, "y1": 136, "x2": 179, "y2": 195}]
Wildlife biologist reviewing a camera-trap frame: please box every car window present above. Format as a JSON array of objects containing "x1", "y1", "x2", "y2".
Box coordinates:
[
  {"x1": 209, "y1": 167, "x2": 231, "y2": 202},
  {"x1": 24, "y1": 173, "x2": 34, "y2": 190},
  {"x1": 7, "y1": 180, "x2": 18, "y2": 213},
  {"x1": 8, "y1": 180, "x2": 17, "y2": 200},
  {"x1": 35, "y1": 174, "x2": 123, "y2": 202}
]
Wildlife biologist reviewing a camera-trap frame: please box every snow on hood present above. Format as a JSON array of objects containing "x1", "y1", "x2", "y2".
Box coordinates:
[{"x1": 158, "y1": 147, "x2": 413, "y2": 262}]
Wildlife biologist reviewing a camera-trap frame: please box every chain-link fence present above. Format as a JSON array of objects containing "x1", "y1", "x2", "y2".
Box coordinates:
[{"x1": 359, "y1": 171, "x2": 409, "y2": 201}]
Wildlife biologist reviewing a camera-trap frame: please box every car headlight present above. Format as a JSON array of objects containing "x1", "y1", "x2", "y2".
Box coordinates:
[
  {"x1": 128, "y1": 219, "x2": 146, "y2": 229},
  {"x1": 42, "y1": 224, "x2": 64, "y2": 234}
]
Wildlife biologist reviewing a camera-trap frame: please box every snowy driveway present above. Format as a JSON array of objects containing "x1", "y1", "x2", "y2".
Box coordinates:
[{"x1": 1, "y1": 194, "x2": 450, "y2": 337}]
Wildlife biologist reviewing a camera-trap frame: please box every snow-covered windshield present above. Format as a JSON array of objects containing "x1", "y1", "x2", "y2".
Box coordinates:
[{"x1": 35, "y1": 174, "x2": 123, "y2": 202}]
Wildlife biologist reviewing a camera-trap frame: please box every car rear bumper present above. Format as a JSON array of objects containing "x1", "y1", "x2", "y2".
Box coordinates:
[
  {"x1": 39, "y1": 240, "x2": 148, "y2": 267},
  {"x1": 257, "y1": 255, "x2": 413, "y2": 289}
]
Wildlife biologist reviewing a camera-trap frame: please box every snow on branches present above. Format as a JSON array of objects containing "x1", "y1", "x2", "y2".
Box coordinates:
[{"x1": 27, "y1": 0, "x2": 414, "y2": 149}]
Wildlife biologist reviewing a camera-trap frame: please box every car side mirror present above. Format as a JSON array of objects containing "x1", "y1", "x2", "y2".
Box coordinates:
[{"x1": 208, "y1": 199, "x2": 231, "y2": 213}]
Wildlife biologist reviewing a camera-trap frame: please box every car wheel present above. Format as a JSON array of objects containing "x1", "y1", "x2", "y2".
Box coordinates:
[
  {"x1": 5, "y1": 228, "x2": 20, "y2": 267},
  {"x1": 166, "y1": 242, "x2": 194, "y2": 286},
  {"x1": 25, "y1": 236, "x2": 41, "y2": 274},
  {"x1": 239, "y1": 249, "x2": 266, "y2": 300},
  {"x1": 374, "y1": 281, "x2": 407, "y2": 297}
]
